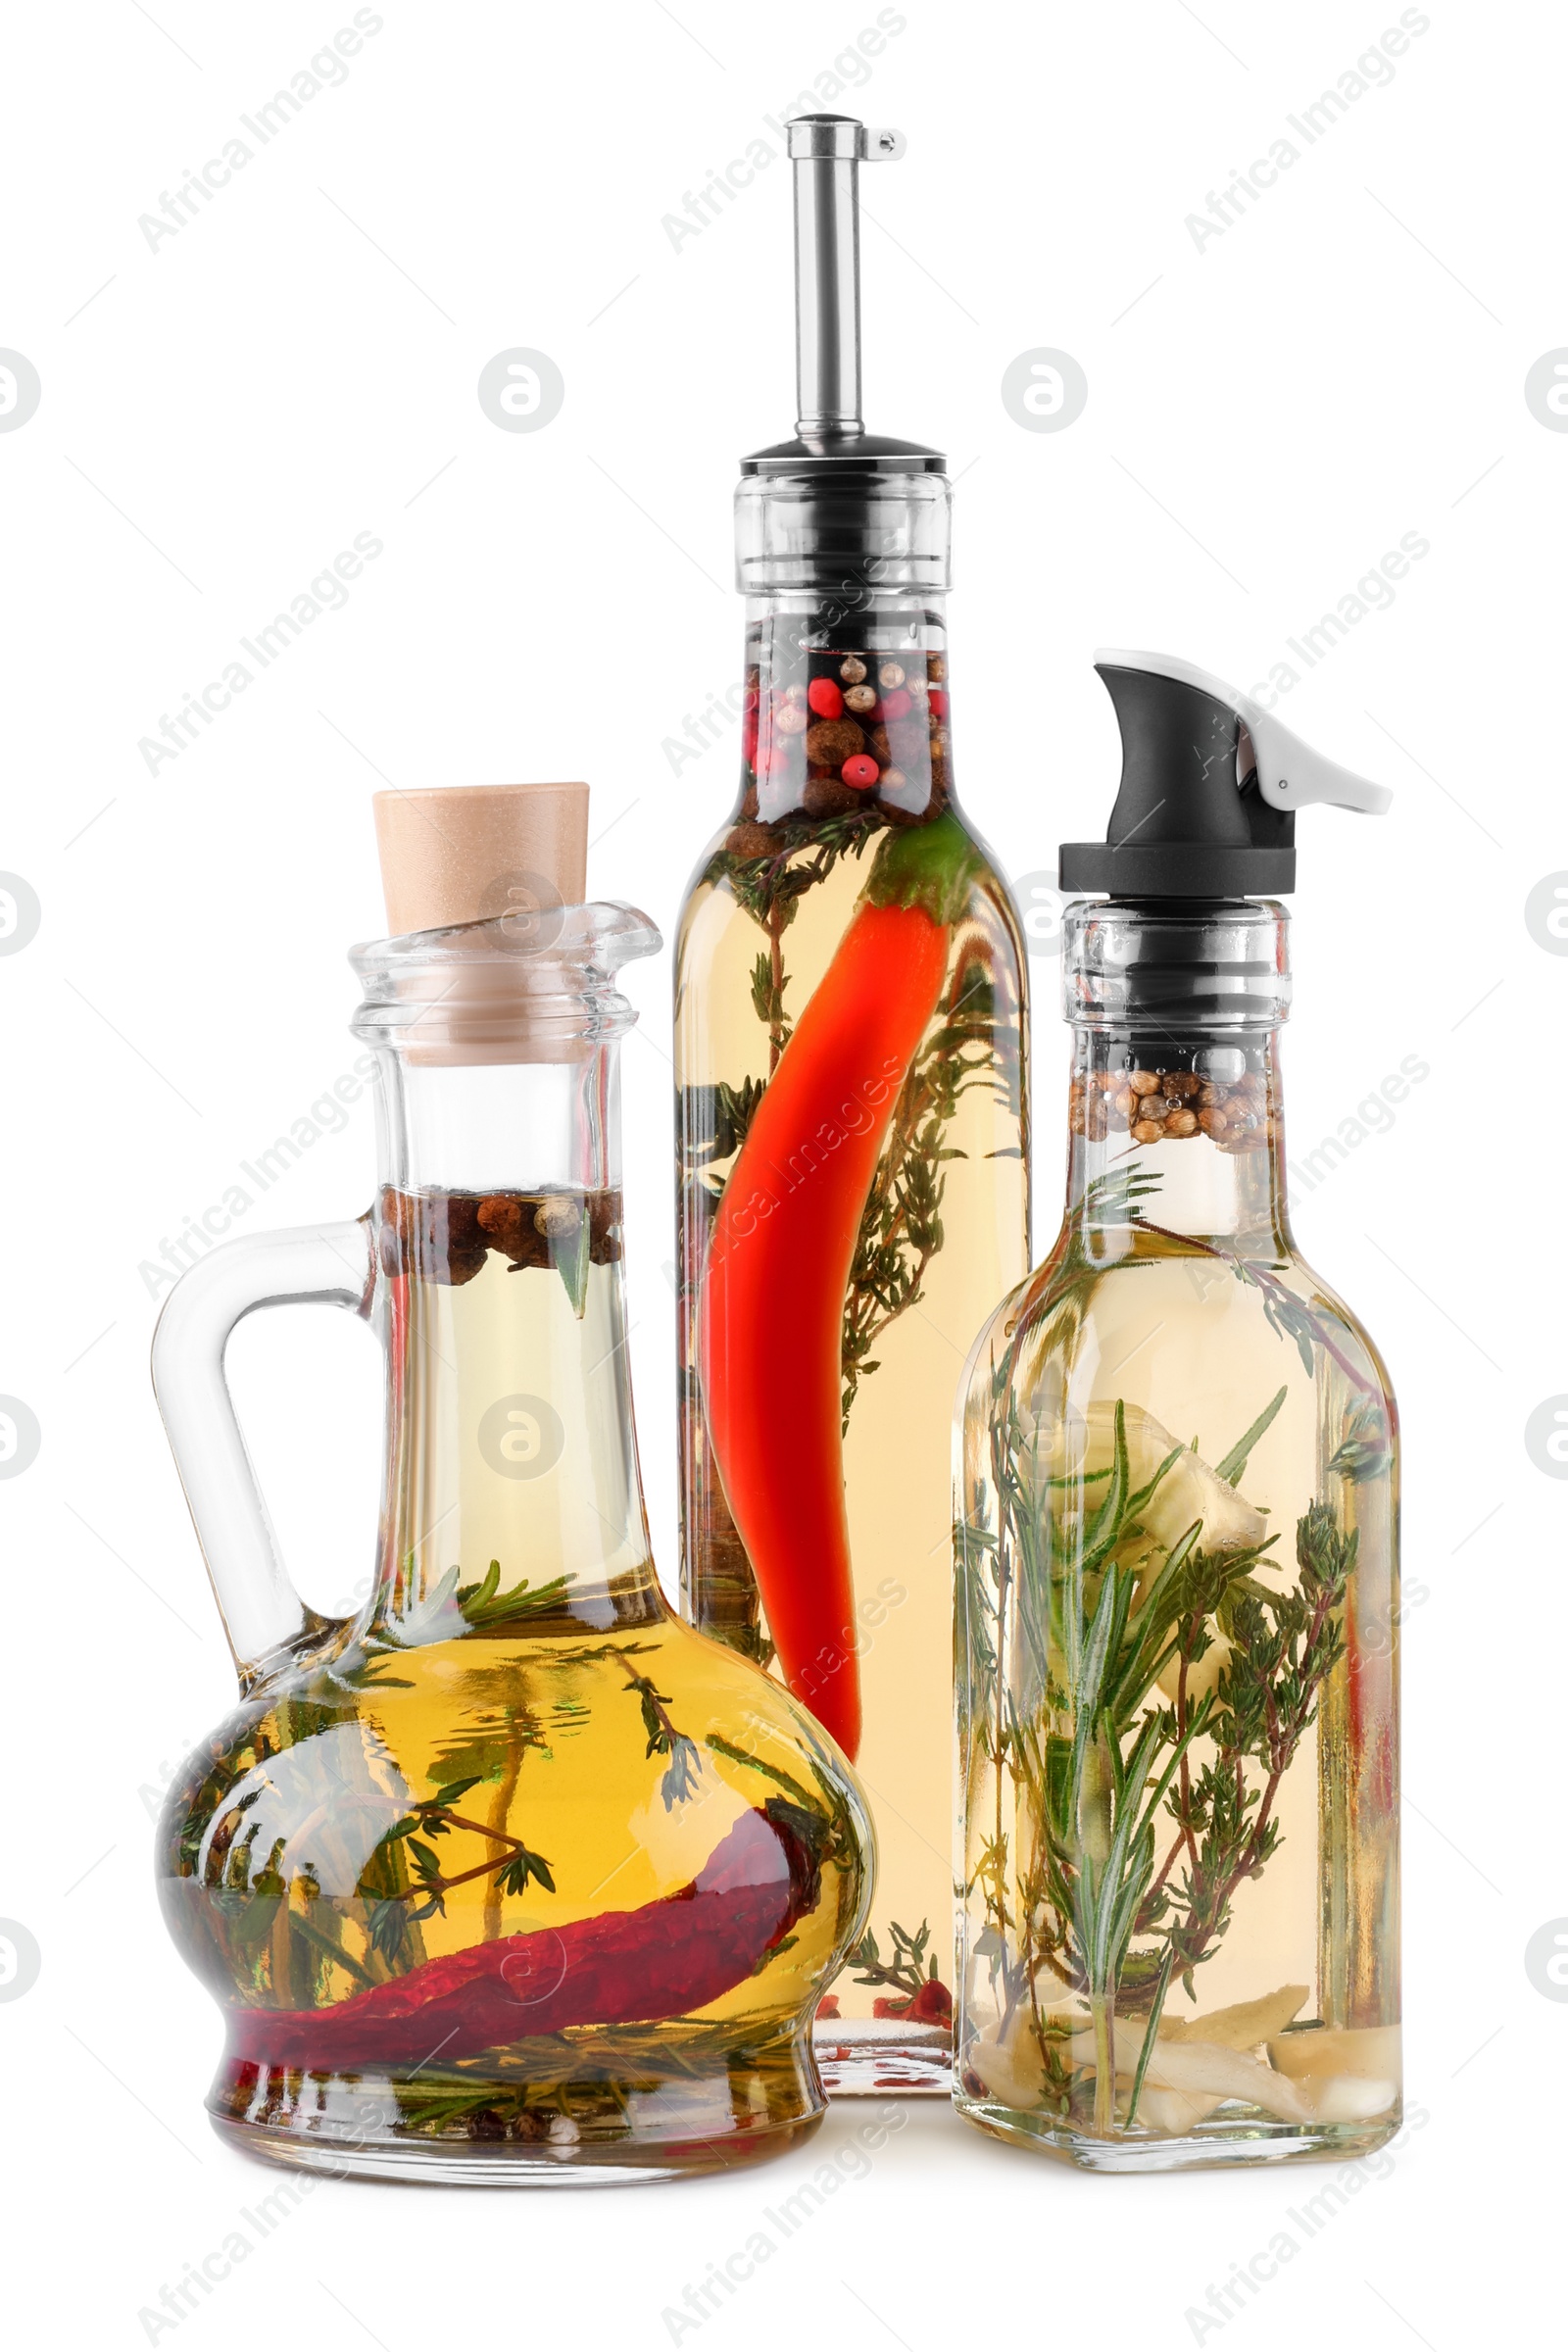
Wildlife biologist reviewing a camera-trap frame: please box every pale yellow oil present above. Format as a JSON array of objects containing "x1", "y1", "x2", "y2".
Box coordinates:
[
  {"x1": 676, "y1": 839, "x2": 1029, "y2": 2073},
  {"x1": 954, "y1": 1105, "x2": 1400, "y2": 2169}
]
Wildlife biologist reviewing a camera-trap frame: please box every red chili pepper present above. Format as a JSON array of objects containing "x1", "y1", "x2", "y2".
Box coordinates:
[
  {"x1": 226, "y1": 1804, "x2": 816, "y2": 2072},
  {"x1": 872, "y1": 1978, "x2": 952, "y2": 2023},
  {"x1": 699, "y1": 814, "x2": 980, "y2": 1758},
  {"x1": 807, "y1": 677, "x2": 844, "y2": 719}
]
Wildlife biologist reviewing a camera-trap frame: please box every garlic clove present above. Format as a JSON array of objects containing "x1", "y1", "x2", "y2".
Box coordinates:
[
  {"x1": 1128, "y1": 2082, "x2": 1224, "y2": 2134},
  {"x1": 1034, "y1": 1401, "x2": 1267, "y2": 1560},
  {"x1": 1164, "y1": 1984, "x2": 1308, "y2": 2052},
  {"x1": 1295, "y1": 2074, "x2": 1399, "y2": 2124},
  {"x1": 1266, "y1": 2023, "x2": 1400, "y2": 2082},
  {"x1": 1069, "y1": 2029, "x2": 1311, "y2": 2124},
  {"x1": 967, "y1": 2032, "x2": 1048, "y2": 2110}
]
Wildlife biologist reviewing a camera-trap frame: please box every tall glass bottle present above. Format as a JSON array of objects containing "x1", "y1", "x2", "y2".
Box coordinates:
[
  {"x1": 153, "y1": 785, "x2": 869, "y2": 2183},
  {"x1": 676, "y1": 119, "x2": 1030, "y2": 2092},
  {"x1": 955, "y1": 656, "x2": 1400, "y2": 2169}
]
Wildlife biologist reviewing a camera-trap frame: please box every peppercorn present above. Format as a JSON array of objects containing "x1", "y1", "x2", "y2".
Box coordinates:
[
  {"x1": 785, "y1": 682, "x2": 808, "y2": 707},
  {"x1": 878, "y1": 661, "x2": 906, "y2": 689},
  {"x1": 477, "y1": 1195, "x2": 525, "y2": 1249},
  {"x1": 844, "y1": 684, "x2": 878, "y2": 714},
  {"x1": 928, "y1": 653, "x2": 947, "y2": 684},
  {"x1": 802, "y1": 775, "x2": 860, "y2": 818},
  {"x1": 1132, "y1": 1117, "x2": 1164, "y2": 1144},
  {"x1": 927, "y1": 686, "x2": 950, "y2": 719},
  {"x1": 775, "y1": 704, "x2": 808, "y2": 735},
  {"x1": 728, "y1": 820, "x2": 781, "y2": 858},
  {"x1": 535, "y1": 1197, "x2": 582, "y2": 1239},
  {"x1": 1198, "y1": 1105, "x2": 1229, "y2": 1137},
  {"x1": 1165, "y1": 1108, "x2": 1200, "y2": 1138},
  {"x1": 840, "y1": 655, "x2": 867, "y2": 684},
  {"x1": 805, "y1": 717, "x2": 866, "y2": 767},
  {"x1": 842, "y1": 755, "x2": 879, "y2": 788},
  {"x1": 807, "y1": 677, "x2": 844, "y2": 720},
  {"x1": 1128, "y1": 1070, "x2": 1157, "y2": 1097},
  {"x1": 881, "y1": 687, "x2": 912, "y2": 721}
]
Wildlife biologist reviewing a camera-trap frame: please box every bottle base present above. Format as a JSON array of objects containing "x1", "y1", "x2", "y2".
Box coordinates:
[
  {"x1": 208, "y1": 2026, "x2": 830, "y2": 2186},
  {"x1": 955, "y1": 2093, "x2": 1402, "y2": 2174},
  {"x1": 813, "y1": 2017, "x2": 952, "y2": 2097},
  {"x1": 210, "y1": 2107, "x2": 824, "y2": 2187}
]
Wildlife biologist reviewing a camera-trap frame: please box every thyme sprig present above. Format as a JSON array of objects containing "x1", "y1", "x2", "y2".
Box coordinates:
[
  {"x1": 713, "y1": 808, "x2": 890, "y2": 1074},
  {"x1": 365, "y1": 1777, "x2": 555, "y2": 1961},
  {"x1": 707, "y1": 804, "x2": 890, "y2": 931},
  {"x1": 840, "y1": 948, "x2": 1004, "y2": 1425},
  {"x1": 848, "y1": 1918, "x2": 944, "y2": 2003},
  {"x1": 612, "y1": 1653, "x2": 704, "y2": 1810}
]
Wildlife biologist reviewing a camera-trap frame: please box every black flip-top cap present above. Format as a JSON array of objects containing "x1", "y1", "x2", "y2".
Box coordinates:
[{"x1": 1060, "y1": 662, "x2": 1296, "y2": 898}]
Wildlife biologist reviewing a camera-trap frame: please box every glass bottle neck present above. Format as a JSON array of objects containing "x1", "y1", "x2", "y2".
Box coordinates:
[
  {"x1": 737, "y1": 590, "x2": 956, "y2": 825},
  {"x1": 364, "y1": 1043, "x2": 662, "y2": 1642},
  {"x1": 1064, "y1": 1026, "x2": 1293, "y2": 1253}
]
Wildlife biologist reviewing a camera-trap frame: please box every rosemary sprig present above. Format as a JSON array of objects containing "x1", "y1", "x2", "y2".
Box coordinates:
[{"x1": 455, "y1": 1559, "x2": 574, "y2": 1631}]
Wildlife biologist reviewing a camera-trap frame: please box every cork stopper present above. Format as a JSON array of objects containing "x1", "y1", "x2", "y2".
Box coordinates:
[{"x1": 372, "y1": 782, "x2": 588, "y2": 939}]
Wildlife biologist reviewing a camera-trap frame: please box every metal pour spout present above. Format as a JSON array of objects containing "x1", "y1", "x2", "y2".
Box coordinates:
[{"x1": 788, "y1": 115, "x2": 906, "y2": 444}]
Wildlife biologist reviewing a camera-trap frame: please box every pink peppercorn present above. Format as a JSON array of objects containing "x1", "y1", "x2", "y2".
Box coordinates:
[
  {"x1": 807, "y1": 677, "x2": 844, "y2": 720},
  {"x1": 880, "y1": 688, "x2": 911, "y2": 721},
  {"x1": 927, "y1": 686, "x2": 949, "y2": 718},
  {"x1": 841, "y1": 755, "x2": 879, "y2": 789}
]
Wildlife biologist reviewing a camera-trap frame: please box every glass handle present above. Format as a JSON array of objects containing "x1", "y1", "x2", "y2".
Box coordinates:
[{"x1": 151, "y1": 1214, "x2": 376, "y2": 1690}]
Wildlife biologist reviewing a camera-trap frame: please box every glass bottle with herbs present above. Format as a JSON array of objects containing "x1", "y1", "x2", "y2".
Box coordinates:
[
  {"x1": 153, "y1": 783, "x2": 870, "y2": 2183},
  {"x1": 955, "y1": 656, "x2": 1400, "y2": 2169},
  {"x1": 675, "y1": 117, "x2": 1030, "y2": 2092}
]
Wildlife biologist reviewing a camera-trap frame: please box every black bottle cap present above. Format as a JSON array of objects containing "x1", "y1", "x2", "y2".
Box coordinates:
[{"x1": 1059, "y1": 652, "x2": 1391, "y2": 901}]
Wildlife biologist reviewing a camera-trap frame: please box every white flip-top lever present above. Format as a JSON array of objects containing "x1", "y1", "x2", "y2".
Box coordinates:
[{"x1": 1094, "y1": 648, "x2": 1393, "y2": 817}]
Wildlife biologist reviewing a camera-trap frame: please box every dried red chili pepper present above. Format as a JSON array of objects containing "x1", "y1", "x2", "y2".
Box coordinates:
[
  {"x1": 698, "y1": 813, "x2": 981, "y2": 1759},
  {"x1": 872, "y1": 1978, "x2": 953, "y2": 2023},
  {"x1": 229, "y1": 1802, "x2": 817, "y2": 2072}
]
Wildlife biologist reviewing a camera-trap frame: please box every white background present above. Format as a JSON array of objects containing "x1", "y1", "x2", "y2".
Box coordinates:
[{"x1": 0, "y1": 2, "x2": 1559, "y2": 2344}]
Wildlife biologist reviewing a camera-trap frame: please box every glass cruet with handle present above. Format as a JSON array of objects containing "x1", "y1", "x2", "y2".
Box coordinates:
[{"x1": 152, "y1": 780, "x2": 870, "y2": 2185}]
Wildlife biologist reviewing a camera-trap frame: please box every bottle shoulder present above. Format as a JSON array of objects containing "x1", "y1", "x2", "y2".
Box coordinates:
[
  {"x1": 673, "y1": 803, "x2": 1025, "y2": 962},
  {"x1": 964, "y1": 1226, "x2": 1396, "y2": 1416}
]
